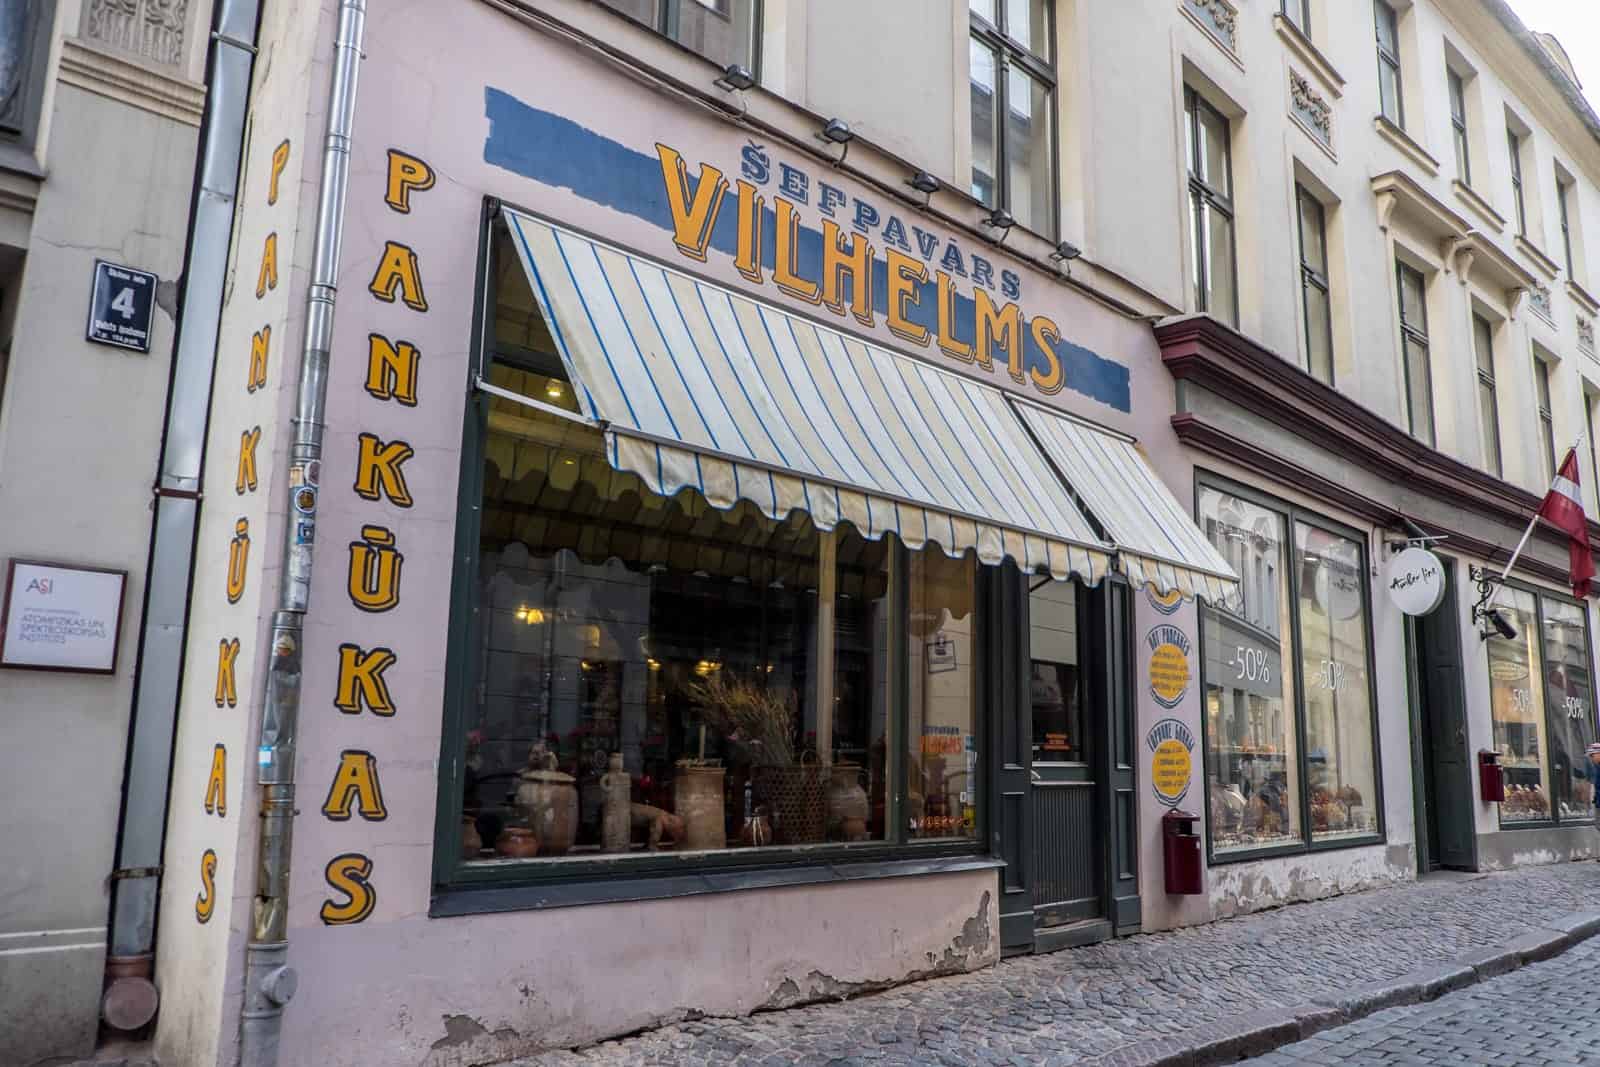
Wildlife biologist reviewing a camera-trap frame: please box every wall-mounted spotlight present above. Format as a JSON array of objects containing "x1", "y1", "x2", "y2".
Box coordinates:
[
  {"x1": 714, "y1": 63, "x2": 756, "y2": 92},
  {"x1": 1050, "y1": 240, "x2": 1082, "y2": 263},
  {"x1": 817, "y1": 118, "x2": 853, "y2": 164},
  {"x1": 907, "y1": 170, "x2": 940, "y2": 205},
  {"x1": 981, "y1": 207, "x2": 1015, "y2": 243}
]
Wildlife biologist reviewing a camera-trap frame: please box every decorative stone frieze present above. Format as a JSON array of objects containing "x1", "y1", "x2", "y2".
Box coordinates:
[{"x1": 83, "y1": 0, "x2": 188, "y2": 68}]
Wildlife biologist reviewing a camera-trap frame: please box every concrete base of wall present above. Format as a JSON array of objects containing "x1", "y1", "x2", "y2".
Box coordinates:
[
  {"x1": 1477, "y1": 824, "x2": 1600, "y2": 870},
  {"x1": 1199, "y1": 843, "x2": 1417, "y2": 923},
  {"x1": 0, "y1": 927, "x2": 105, "y2": 1066}
]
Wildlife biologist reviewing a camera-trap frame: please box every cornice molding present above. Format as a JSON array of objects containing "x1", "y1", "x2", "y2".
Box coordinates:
[
  {"x1": 1155, "y1": 314, "x2": 1600, "y2": 559},
  {"x1": 1170, "y1": 414, "x2": 1572, "y2": 586},
  {"x1": 58, "y1": 38, "x2": 205, "y2": 128}
]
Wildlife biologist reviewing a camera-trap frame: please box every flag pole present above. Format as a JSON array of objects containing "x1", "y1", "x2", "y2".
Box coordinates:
[{"x1": 1492, "y1": 442, "x2": 1580, "y2": 595}]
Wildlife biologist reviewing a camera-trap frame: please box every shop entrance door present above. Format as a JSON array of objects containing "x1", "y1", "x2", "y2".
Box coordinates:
[
  {"x1": 1408, "y1": 557, "x2": 1477, "y2": 872},
  {"x1": 993, "y1": 569, "x2": 1137, "y2": 955}
]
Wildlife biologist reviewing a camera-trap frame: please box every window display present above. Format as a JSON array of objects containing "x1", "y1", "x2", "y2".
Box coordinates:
[
  {"x1": 907, "y1": 550, "x2": 979, "y2": 840},
  {"x1": 1198, "y1": 487, "x2": 1301, "y2": 853},
  {"x1": 1295, "y1": 524, "x2": 1378, "y2": 841},
  {"x1": 1488, "y1": 588, "x2": 1548, "y2": 824},
  {"x1": 1542, "y1": 598, "x2": 1596, "y2": 822},
  {"x1": 447, "y1": 223, "x2": 988, "y2": 871}
]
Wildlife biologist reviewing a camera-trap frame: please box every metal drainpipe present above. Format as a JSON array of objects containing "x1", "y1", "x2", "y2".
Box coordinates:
[
  {"x1": 101, "y1": 0, "x2": 264, "y2": 1032},
  {"x1": 239, "y1": 2, "x2": 366, "y2": 1064}
]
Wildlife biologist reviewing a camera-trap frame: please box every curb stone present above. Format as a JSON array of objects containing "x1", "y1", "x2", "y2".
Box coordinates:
[{"x1": 1083, "y1": 907, "x2": 1600, "y2": 1067}]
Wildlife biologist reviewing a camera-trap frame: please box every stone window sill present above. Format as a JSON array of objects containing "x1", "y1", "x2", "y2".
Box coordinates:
[
  {"x1": 431, "y1": 854, "x2": 1004, "y2": 916},
  {"x1": 1515, "y1": 235, "x2": 1562, "y2": 281},
  {"x1": 1273, "y1": 14, "x2": 1344, "y2": 97},
  {"x1": 1374, "y1": 115, "x2": 1440, "y2": 178},
  {"x1": 1568, "y1": 278, "x2": 1600, "y2": 316},
  {"x1": 1452, "y1": 180, "x2": 1505, "y2": 233}
]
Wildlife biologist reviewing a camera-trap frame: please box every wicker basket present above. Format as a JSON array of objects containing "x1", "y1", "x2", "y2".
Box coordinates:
[{"x1": 756, "y1": 761, "x2": 826, "y2": 845}]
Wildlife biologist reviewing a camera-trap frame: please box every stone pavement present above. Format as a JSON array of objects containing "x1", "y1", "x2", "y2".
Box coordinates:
[
  {"x1": 512, "y1": 863, "x2": 1600, "y2": 1067},
  {"x1": 1250, "y1": 933, "x2": 1600, "y2": 1066}
]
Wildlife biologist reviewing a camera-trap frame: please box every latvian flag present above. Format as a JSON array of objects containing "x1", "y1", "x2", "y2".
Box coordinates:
[{"x1": 1539, "y1": 448, "x2": 1595, "y2": 598}]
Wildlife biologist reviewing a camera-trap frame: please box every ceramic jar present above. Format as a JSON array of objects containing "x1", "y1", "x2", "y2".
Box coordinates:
[
  {"x1": 674, "y1": 763, "x2": 727, "y2": 850},
  {"x1": 495, "y1": 826, "x2": 539, "y2": 858},
  {"x1": 517, "y1": 750, "x2": 578, "y2": 855},
  {"x1": 827, "y1": 762, "x2": 870, "y2": 841}
]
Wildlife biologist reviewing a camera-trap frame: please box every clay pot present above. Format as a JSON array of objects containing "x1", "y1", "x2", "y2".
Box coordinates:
[
  {"x1": 826, "y1": 762, "x2": 870, "y2": 841},
  {"x1": 675, "y1": 763, "x2": 727, "y2": 850},
  {"x1": 739, "y1": 813, "x2": 773, "y2": 847},
  {"x1": 495, "y1": 827, "x2": 539, "y2": 858},
  {"x1": 461, "y1": 814, "x2": 483, "y2": 858},
  {"x1": 518, "y1": 750, "x2": 578, "y2": 855}
]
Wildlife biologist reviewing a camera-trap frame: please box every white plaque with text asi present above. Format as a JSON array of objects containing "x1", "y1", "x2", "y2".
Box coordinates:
[
  {"x1": 1385, "y1": 547, "x2": 1446, "y2": 617},
  {"x1": 1, "y1": 560, "x2": 128, "y2": 673}
]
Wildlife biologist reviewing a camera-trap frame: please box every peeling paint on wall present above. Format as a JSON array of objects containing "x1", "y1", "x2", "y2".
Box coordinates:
[{"x1": 1206, "y1": 844, "x2": 1413, "y2": 919}]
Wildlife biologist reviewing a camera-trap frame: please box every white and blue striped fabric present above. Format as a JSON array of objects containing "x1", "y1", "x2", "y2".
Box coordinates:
[
  {"x1": 1013, "y1": 400, "x2": 1238, "y2": 601},
  {"x1": 505, "y1": 210, "x2": 1109, "y2": 583}
]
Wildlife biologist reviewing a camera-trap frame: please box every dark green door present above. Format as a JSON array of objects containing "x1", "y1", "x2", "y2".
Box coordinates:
[{"x1": 1410, "y1": 558, "x2": 1477, "y2": 871}]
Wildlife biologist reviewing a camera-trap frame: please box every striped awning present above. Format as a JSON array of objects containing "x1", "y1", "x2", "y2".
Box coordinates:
[
  {"x1": 1012, "y1": 401, "x2": 1239, "y2": 600},
  {"x1": 503, "y1": 209, "x2": 1109, "y2": 583}
]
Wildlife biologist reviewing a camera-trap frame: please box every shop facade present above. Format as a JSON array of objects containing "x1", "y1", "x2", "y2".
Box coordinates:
[
  {"x1": 150, "y1": 2, "x2": 1236, "y2": 1064},
  {"x1": 1147, "y1": 313, "x2": 1600, "y2": 929}
]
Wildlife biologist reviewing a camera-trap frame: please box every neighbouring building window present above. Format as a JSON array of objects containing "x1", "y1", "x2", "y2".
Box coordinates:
[
  {"x1": 1396, "y1": 262, "x2": 1435, "y2": 445},
  {"x1": 1535, "y1": 355, "x2": 1556, "y2": 481},
  {"x1": 1489, "y1": 588, "x2": 1548, "y2": 825},
  {"x1": 1296, "y1": 185, "x2": 1333, "y2": 385},
  {"x1": 1295, "y1": 523, "x2": 1379, "y2": 843},
  {"x1": 1509, "y1": 129, "x2": 1527, "y2": 235},
  {"x1": 970, "y1": 0, "x2": 1057, "y2": 236},
  {"x1": 595, "y1": 0, "x2": 760, "y2": 73},
  {"x1": 1186, "y1": 88, "x2": 1238, "y2": 327},
  {"x1": 1375, "y1": 0, "x2": 1404, "y2": 127},
  {"x1": 442, "y1": 222, "x2": 995, "y2": 879},
  {"x1": 1281, "y1": 0, "x2": 1311, "y2": 36},
  {"x1": 1448, "y1": 68, "x2": 1470, "y2": 185},
  {"x1": 1559, "y1": 177, "x2": 1576, "y2": 278},
  {"x1": 1485, "y1": 587, "x2": 1596, "y2": 827},
  {"x1": 1541, "y1": 597, "x2": 1597, "y2": 823},
  {"x1": 1474, "y1": 314, "x2": 1502, "y2": 477},
  {"x1": 1199, "y1": 480, "x2": 1382, "y2": 857}
]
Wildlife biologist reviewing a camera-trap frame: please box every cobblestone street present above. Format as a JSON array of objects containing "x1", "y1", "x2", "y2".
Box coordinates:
[
  {"x1": 515, "y1": 864, "x2": 1600, "y2": 1066},
  {"x1": 1251, "y1": 934, "x2": 1600, "y2": 1065}
]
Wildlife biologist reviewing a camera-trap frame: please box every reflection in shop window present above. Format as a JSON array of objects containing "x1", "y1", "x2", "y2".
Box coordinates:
[
  {"x1": 1488, "y1": 588, "x2": 1549, "y2": 824},
  {"x1": 1029, "y1": 579, "x2": 1084, "y2": 763},
  {"x1": 1541, "y1": 598, "x2": 1597, "y2": 822},
  {"x1": 1198, "y1": 487, "x2": 1302, "y2": 853},
  {"x1": 1295, "y1": 524, "x2": 1378, "y2": 841}
]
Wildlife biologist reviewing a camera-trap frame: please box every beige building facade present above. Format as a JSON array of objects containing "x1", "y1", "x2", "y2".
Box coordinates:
[{"x1": 9, "y1": 1, "x2": 1600, "y2": 1065}]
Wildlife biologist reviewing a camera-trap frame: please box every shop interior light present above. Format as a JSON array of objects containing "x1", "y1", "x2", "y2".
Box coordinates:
[
  {"x1": 514, "y1": 606, "x2": 546, "y2": 625},
  {"x1": 545, "y1": 380, "x2": 564, "y2": 399},
  {"x1": 713, "y1": 63, "x2": 756, "y2": 92}
]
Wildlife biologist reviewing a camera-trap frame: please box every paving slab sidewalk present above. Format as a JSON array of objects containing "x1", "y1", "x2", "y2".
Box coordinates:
[{"x1": 510, "y1": 862, "x2": 1600, "y2": 1067}]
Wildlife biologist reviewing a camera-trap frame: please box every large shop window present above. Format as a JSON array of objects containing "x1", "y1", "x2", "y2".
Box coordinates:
[
  {"x1": 595, "y1": 0, "x2": 760, "y2": 73},
  {"x1": 1197, "y1": 479, "x2": 1382, "y2": 858},
  {"x1": 1487, "y1": 587, "x2": 1598, "y2": 827},
  {"x1": 438, "y1": 223, "x2": 1029, "y2": 893}
]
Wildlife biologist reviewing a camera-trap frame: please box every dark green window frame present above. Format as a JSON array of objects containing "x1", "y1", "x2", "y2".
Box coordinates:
[
  {"x1": 430, "y1": 202, "x2": 1014, "y2": 912},
  {"x1": 1193, "y1": 471, "x2": 1388, "y2": 867},
  {"x1": 1508, "y1": 128, "x2": 1526, "y2": 235}
]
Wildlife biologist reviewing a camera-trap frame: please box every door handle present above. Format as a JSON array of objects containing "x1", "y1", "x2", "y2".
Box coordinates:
[{"x1": 1030, "y1": 769, "x2": 1043, "y2": 783}]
